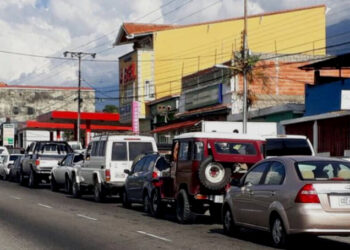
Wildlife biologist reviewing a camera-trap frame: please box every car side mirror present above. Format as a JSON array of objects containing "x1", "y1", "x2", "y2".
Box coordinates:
[
  {"x1": 58, "y1": 161, "x2": 62, "y2": 166},
  {"x1": 230, "y1": 178, "x2": 241, "y2": 187},
  {"x1": 124, "y1": 169, "x2": 130, "y2": 175},
  {"x1": 245, "y1": 181, "x2": 253, "y2": 187}
]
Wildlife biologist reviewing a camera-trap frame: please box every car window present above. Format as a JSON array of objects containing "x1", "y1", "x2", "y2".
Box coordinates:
[
  {"x1": 10, "y1": 155, "x2": 19, "y2": 161},
  {"x1": 111, "y1": 142, "x2": 127, "y2": 161},
  {"x1": 98, "y1": 141, "x2": 106, "y2": 156},
  {"x1": 296, "y1": 161, "x2": 350, "y2": 180},
  {"x1": 128, "y1": 142, "x2": 154, "y2": 161},
  {"x1": 193, "y1": 142, "x2": 204, "y2": 160},
  {"x1": 73, "y1": 154, "x2": 84, "y2": 163},
  {"x1": 179, "y1": 141, "x2": 190, "y2": 161},
  {"x1": 266, "y1": 138, "x2": 312, "y2": 156},
  {"x1": 264, "y1": 161, "x2": 285, "y2": 185},
  {"x1": 214, "y1": 142, "x2": 257, "y2": 155},
  {"x1": 133, "y1": 157, "x2": 146, "y2": 173},
  {"x1": 142, "y1": 155, "x2": 157, "y2": 172},
  {"x1": 91, "y1": 141, "x2": 100, "y2": 157},
  {"x1": 156, "y1": 157, "x2": 171, "y2": 171},
  {"x1": 244, "y1": 162, "x2": 270, "y2": 185}
]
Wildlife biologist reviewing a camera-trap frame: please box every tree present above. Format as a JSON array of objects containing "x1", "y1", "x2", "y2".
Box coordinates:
[{"x1": 103, "y1": 105, "x2": 119, "y2": 113}]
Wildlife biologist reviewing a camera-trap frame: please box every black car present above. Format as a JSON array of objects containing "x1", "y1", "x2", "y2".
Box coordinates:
[
  {"x1": 9, "y1": 154, "x2": 24, "y2": 182},
  {"x1": 122, "y1": 153, "x2": 170, "y2": 217}
]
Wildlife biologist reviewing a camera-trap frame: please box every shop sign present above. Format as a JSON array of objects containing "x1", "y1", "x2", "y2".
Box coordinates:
[
  {"x1": 185, "y1": 84, "x2": 223, "y2": 111},
  {"x1": 120, "y1": 103, "x2": 132, "y2": 124},
  {"x1": 132, "y1": 101, "x2": 141, "y2": 134},
  {"x1": 341, "y1": 90, "x2": 350, "y2": 110},
  {"x1": 120, "y1": 63, "x2": 136, "y2": 84},
  {"x1": 3, "y1": 123, "x2": 15, "y2": 146}
]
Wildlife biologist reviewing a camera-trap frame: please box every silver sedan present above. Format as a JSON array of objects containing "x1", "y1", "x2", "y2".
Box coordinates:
[{"x1": 223, "y1": 156, "x2": 350, "y2": 248}]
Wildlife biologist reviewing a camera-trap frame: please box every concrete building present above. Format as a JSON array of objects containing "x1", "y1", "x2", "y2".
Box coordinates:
[
  {"x1": 0, "y1": 83, "x2": 95, "y2": 122},
  {"x1": 114, "y1": 5, "x2": 326, "y2": 133}
]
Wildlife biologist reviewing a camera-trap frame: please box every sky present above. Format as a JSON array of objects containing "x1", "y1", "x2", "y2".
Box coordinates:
[{"x1": 0, "y1": 0, "x2": 348, "y2": 110}]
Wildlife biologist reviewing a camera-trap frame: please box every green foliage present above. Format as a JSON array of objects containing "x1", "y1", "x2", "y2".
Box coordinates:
[{"x1": 103, "y1": 105, "x2": 119, "y2": 113}]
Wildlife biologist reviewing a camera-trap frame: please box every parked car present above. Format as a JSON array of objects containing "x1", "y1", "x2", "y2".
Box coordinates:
[
  {"x1": 122, "y1": 153, "x2": 171, "y2": 216},
  {"x1": 0, "y1": 146, "x2": 9, "y2": 156},
  {"x1": 0, "y1": 154, "x2": 23, "y2": 180},
  {"x1": 264, "y1": 135, "x2": 315, "y2": 157},
  {"x1": 50, "y1": 153, "x2": 84, "y2": 193},
  {"x1": 223, "y1": 156, "x2": 350, "y2": 248},
  {"x1": 20, "y1": 141, "x2": 73, "y2": 187},
  {"x1": 9, "y1": 154, "x2": 24, "y2": 182},
  {"x1": 75, "y1": 135, "x2": 158, "y2": 202},
  {"x1": 154, "y1": 132, "x2": 266, "y2": 223}
]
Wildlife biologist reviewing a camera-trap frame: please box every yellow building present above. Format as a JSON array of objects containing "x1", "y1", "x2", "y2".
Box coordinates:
[{"x1": 114, "y1": 5, "x2": 326, "y2": 130}]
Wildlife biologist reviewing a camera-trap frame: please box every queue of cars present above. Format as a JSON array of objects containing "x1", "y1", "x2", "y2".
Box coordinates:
[{"x1": 1, "y1": 132, "x2": 349, "y2": 248}]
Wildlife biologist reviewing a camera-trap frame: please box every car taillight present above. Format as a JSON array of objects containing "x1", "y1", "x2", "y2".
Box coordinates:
[
  {"x1": 295, "y1": 184, "x2": 320, "y2": 203},
  {"x1": 152, "y1": 171, "x2": 158, "y2": 179},
  {"x1": 105, "y1": 169, "x2": 111, "y2": 182},
  {"x1": 35, "y1": 159, "x2": 40, "y2": 166}
]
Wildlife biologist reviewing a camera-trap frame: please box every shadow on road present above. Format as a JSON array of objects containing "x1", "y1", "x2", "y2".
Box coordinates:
[{"x1": 209, "y1": 227, "x2": 350, "y2": 250}]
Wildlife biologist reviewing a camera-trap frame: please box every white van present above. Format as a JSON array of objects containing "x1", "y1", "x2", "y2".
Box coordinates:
[
  {"x1": 74, "y1": 135, "x2": 157, "y2": 202},
  {"x1": 264, "y1": 135, "x2": 315, "y2": 157}
]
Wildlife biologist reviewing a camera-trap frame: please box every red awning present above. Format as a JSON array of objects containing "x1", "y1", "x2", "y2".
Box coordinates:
[{"x1": 151, "y1": 120, "x2": 200, "y2": 133}]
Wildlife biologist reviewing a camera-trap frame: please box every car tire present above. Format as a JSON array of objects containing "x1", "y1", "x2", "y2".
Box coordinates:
[
  {"x1": 223, "y1": 205, "x2": 238, "y2": 236},
  {"x1": 19, "y1": 170, "x2": 27, "y2": 186},
  {"x1": 72, "y1": 178, "x2": 81, "y2": 198},
  {"x1": 50, "y1": 175, "x2": 59, "y2": 192},
  {"x1": 150, "y1": 188, "x2": 163, "y2": 217},
  {"x1": 198, "y1": 156, "x2": 231, "y2": 191},
  {"x1": 94, "y1": 182, "x2": 105, "y2": 203},
  {"x1": 271, "y1": 216, "x2": 287, "y2": 248},
  {"x1": 143, "y1": 192, "x2": 151, "y2": 213},
  {"x1": 176, "y1": 189, "x2": 192, "y2": 224},
  {"x1": 121, "y1": 188, "x2": 131, "y2": 208},
  {"x1": 28, "y1": 169, "x2": 37, "y2": 188},
  {"x1": 65, "y1": 176, "x2": 72, "y2": 194}
]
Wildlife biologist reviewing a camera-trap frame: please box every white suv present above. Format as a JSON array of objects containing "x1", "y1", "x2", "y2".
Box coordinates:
[{"x1": 74, "y1": 135, "x2": 157, "y2": 202}]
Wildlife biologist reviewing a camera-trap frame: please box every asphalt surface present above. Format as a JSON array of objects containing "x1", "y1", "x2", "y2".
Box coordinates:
[{"x1": 0, "y1": 181, "x2": 349, "y2": 250}]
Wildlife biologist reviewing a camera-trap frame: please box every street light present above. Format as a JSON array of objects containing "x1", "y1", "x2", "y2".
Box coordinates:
[{"x1": 215, "y1": 63, "x2": 248, "y2": 134}]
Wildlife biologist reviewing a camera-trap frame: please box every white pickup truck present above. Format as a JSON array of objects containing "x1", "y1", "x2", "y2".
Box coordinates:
[{"x1": 20, "y1": 141, "x2": 73, "y2": 188}]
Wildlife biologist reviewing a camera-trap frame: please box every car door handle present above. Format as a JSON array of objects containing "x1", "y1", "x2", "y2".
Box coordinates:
[{"x1": 271, "y1": 191, "x2": 276, "y2": 196}]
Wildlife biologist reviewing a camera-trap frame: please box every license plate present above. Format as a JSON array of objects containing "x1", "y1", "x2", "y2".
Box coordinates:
[
  {"x1": 330, "y1": 195, "x2": 350, "y2": 208},
  {"x1": 214, "y1": 195, "x2": 224, "y2": 203}
]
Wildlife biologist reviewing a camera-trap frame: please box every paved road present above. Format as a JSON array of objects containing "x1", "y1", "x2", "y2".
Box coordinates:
[{"x1": 0, "y1": 181, "x2": 349, "y2": 250}]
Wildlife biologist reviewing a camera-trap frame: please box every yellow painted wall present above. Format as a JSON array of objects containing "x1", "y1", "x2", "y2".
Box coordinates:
[
  {"x1": 137, "y1": 49, "x2": 154, "y2": 118},
  {"x1": 153, "y1": 6, "x2": 326, "y2": 98}
]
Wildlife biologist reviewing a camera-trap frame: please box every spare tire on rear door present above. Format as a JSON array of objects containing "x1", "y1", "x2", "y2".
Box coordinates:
[{"x1": 198, "y1": 156, "x2": 231, "y2": 191}]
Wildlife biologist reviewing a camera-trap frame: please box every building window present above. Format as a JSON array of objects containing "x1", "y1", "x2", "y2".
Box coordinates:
[
  {"x1": 144, "y1": 80, "x2": 155, "y2": 100},
  {"x1": 13, "y1": 107, "x2": 19, "y2": 115},
  {"x1": 27, "y1": 107, "x2": 35, "y2": 115}
]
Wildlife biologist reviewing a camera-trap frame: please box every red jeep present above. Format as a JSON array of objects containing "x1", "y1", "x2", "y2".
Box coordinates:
[{"x1": 151, "y1": 132, "x2": 265, "y2": 223}]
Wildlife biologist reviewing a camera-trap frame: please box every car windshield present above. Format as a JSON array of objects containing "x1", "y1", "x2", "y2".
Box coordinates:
[
  {"x1": 214, "y1": 142, "x2": 257, "y2": 155},
  {"x1": 266, "y1": 138, "x2": 312, "y2": 156},
  {"x1": 296, "y1": 161, "x2": 350, "y2": 181},
  {"x1": 128, "y1": 142, "x2": 154, "y2": 161}
]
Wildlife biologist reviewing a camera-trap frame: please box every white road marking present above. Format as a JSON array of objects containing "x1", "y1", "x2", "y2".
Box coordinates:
[
  {"x1": 10, "y1": 196, "x2": 21, "y2": 200},
  {"x1": 76, "y1": 214, "x2": 98, "y2": 221},
  {"x1": 38, "y1": 203, "x2": 52, "y2": 209},
  {"x1": 137, "y1": 231, "x2": 172, "y2": 242}
]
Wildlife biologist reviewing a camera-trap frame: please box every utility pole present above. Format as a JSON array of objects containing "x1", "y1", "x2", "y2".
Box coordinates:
[
  {"x1": 63, "y1": 51, "x2": 96, "y2": 144},
  {"x1": 242, "y1": 0, "x2": 248, "y2": 134}
]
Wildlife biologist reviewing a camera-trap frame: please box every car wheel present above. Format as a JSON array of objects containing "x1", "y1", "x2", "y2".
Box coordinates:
[
  {"x1": 28, "y1": 169, "x2": 37, "y2": 188},
  {"x1": 19, "y1": 170, "x2": 27, "y2": 186},
  {"x1": 50, "y1": 175, "x2": 59, "y2": 192},
  {"x1": 65, "y1": 177, "x2": 72, "y2": 194},
  {"x1": 94, "y1": 182, "x2": 105, "y2": 202},
  {"x1": 122, "y1": 188, "x2": 131, "y2": 208},
  {"x1": 223, "y1": 205, "x2": 238, "y2": 236},
  {"x1": 72, "y1": 178, "x2": 81, "y2": 198},
  {"x1": 176, "y1": 189, "x2": 192, "y2": 224},
  {"x1": 198, "y1": 156, "x2": 231, "y2": 191},
  {"x1": 150, "y1": 188, "x2": 163, "y2": 217},
  {"x1": 271, "y1": 216, "x2": 287, "y2": 248},
  {"x1": 143, "y1": 192, "x2": 151, "y2": 213}
]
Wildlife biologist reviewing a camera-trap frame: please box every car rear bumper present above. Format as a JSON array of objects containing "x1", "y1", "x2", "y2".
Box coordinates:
[{"x1": 287, "y1": 204, "x2": 350, "y2": 235}]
